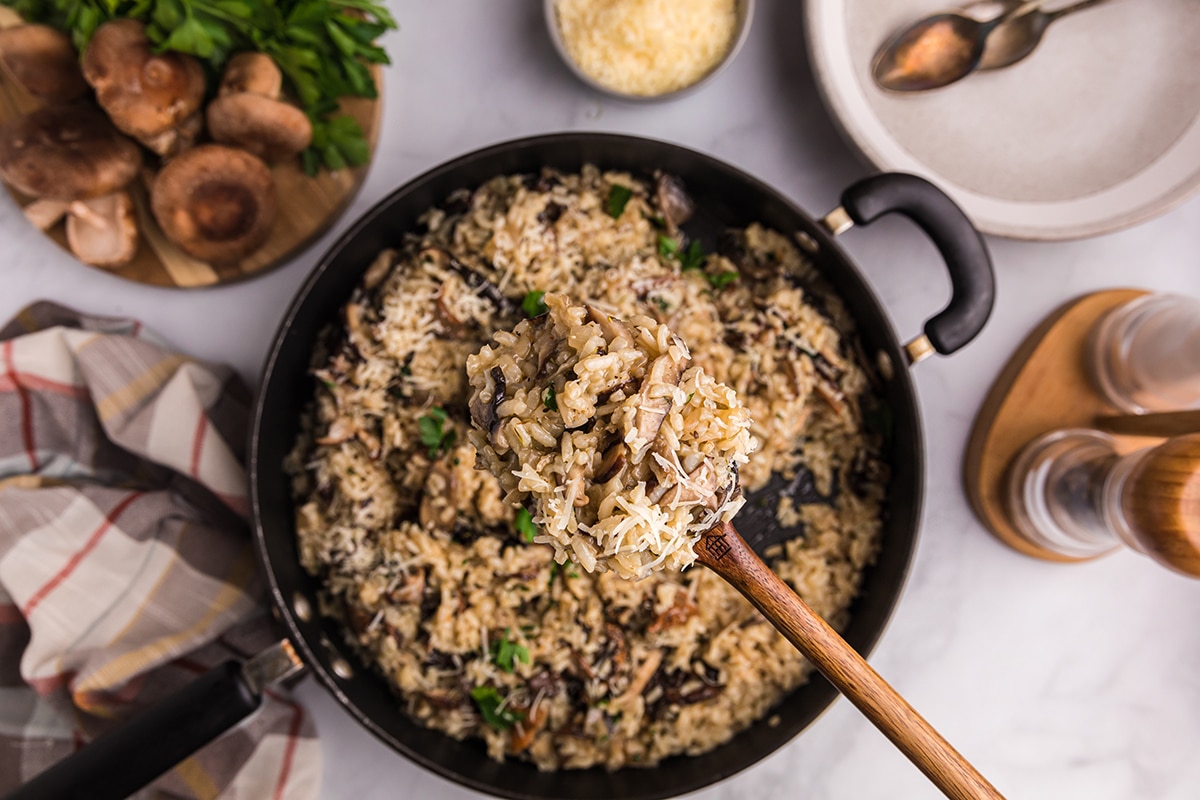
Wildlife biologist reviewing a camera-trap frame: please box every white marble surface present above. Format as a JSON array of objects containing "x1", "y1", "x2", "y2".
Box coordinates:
[{"x1": 3, "y1": 2, "x2": 1200, "y2": 798}]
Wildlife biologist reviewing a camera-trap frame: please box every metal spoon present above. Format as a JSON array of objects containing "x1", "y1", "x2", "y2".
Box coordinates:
[
  {"x1": 872, "y1": 0, "x2": 1111, "y2": 92},
  {"x1": 977, "y1": 0, "x2": 1116, "y2": 71}
]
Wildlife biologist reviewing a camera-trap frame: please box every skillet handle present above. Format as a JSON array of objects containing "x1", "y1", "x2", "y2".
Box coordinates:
[
  {"x1": 834, "y1": 173, "x2": 995, "y2": 362},
  {"x1": 6, "y1": 661, "x2": 262, "y2": 800}
]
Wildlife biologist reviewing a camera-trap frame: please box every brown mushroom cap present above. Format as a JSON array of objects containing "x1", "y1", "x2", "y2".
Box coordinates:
[
  {"x1": 82, "y1": 19, "x2": 205, "y2": 141},
  {"x1": 0, "y1": 24, "x2": 89, "y2": 102},
  {"x1": 219, "y1": 52, "x2": 282, "y2": 98},
  {"x1": 151, "y1": 144, "x2": 276, "y2": 264},
  {"x1": 0, "y1": 106, "x2": 142, "y2": 201},
  {"x1": 206, "y1": 93, "x2": 313, "y2": 163}
]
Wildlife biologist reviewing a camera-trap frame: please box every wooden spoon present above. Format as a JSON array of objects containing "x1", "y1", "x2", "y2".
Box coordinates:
[{"x1": 697, "y1": 519, "x2": 1004, "y2": 800}]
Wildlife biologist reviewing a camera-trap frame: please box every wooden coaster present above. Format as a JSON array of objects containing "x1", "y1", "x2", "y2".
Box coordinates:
[
  {"x1": 963, "y1": 289, "x2": 1165, "y2": 562},
  {"x1": 0, "y1": 9, "x2": 381, "y2": 289}
]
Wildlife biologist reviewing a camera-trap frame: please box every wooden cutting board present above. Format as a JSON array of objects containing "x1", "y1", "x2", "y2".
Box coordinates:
[{"x1": 0, "y1": 9, "x2": 381, "y2": 289}]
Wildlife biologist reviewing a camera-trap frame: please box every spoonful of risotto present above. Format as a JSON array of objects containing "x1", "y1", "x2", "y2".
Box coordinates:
[{"x1": 467, "y1": 295, "x2": 1003, "y2": 800}]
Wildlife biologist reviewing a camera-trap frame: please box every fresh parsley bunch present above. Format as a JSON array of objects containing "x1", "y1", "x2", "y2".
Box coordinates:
[{"x1": 2, "y1": 0, "x2": 396, "y2": 174}]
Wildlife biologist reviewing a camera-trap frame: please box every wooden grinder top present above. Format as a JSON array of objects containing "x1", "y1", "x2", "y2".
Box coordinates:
[{"x1": 1122, "y1": 434, "x2": 1200, "y2": 578}]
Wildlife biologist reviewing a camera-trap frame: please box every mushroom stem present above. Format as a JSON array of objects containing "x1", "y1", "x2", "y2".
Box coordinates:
[
  {"x1": 23, "y1": 199, "x2": 70, "y2": 231},
  {"x1": 67, "y1": 199, "x2": 112, "y2": 230},
  {"x1": 65, "y1": 191, "x2": 139, "y2": 268}
]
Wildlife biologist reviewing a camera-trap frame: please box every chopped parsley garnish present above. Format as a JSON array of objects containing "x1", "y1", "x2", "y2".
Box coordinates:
[
  {"x1": 522, "y1": 290, "x2": 548, "y2": 318},
  {"x1": 653, "y1": 297, "x2": 669, "y2": 312},
  {"x1": 320, "y1": 378, "x2": 337, "y2": 390},
  {"x1": 514, "y1": 507, "x2": 538, "y2": 544},
  {"x1": 708, "y1": 271, "x2": 739, "y2": 289},
  {"x1": 418, "y1": 407, "x2": 456, "y2": 458},
  {"x1": 549, "y1": 559, "x2": 580, "y2": 587},
  {"x1": 606, "y1": 184, "x2": 633, "y2": 219},
  {"x1": 470, "y1": 685, "x2": 523, "y2": 730},
  {"x1": 679, "y1": 240, "x2": 706, "y2": 271},
  {"x1": 665, "y1": 238, "x2": 739, "y2": 288},
  {"x1": 543, "y1": 386, "x2": 558, "y2": 411},
  {"x1": 490, "y1": 628, "x2": 530, "y2": 673}
]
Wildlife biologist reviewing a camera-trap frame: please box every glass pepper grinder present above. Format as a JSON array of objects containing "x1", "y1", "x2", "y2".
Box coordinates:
[
  {"x1": 1006, "y1": 430, "x2": 1200, "y2": 577},
  {"x1": 1089, "y1": 293, "x2": 1200, "y2": 414}
]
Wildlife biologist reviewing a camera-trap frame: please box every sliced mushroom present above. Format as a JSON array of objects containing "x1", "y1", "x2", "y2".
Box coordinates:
[
  {"x1": 470, "y1": 366, "x2": 507, "y2": 438},
  {"x1": 619, "y1": 648, "x2": 664, "y2": 702},
  {"x1": 565, "y1": 460, "x2": 589, "y2": 508},
  {"x1": 509, "y1": 701, "x2": 548, "y2": 755},
  {"x1": 207, "y1": 92, "x2": 313, "y2": 163},
  {"x1": 647, "y1": 590, "x2": 699, "y2": 634},
  {"x1": 630, "y1": 347, "x2": 690, "y2": 468},
  {"x1": 658, "y1": 460, "x2": 722, "y2": 509},
  {"x1": 0, "y1": 106, "x2": 141, "y2": 201},
  {"x1": 82, "y1": 20, "x2": 205, "y2": 156},
  {"x1": 64, "y1": 190, "x2": 138, "y2": 268},
  {"x1": 0, "y1": 25, "x2": 88, "y2": 102},
  {"x1": 418, "y1": 247, "x2": 518, "y2": 316},
  {"x1": 594, "y1": 443, "x2": 626, "y2": 484},
  {"x1": 654, "y1": 172, "x2": 694, "y2": 235},
  {"x1": 150, "y1": 145, "x2": 276, "y2": 264},
  {"x1": 219, "y1": 52, "x2": 283, "y2": 98},
  {"x1": 586, "y1": 304, "x2": 633, "y2": 349}
]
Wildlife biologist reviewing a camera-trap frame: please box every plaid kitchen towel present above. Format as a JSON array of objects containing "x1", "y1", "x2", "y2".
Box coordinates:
[{"x1": 0, "y1": 302, "x2": 320, "y2": 799}]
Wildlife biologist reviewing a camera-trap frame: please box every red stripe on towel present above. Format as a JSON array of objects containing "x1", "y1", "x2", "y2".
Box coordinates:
[{"x1": 21, "y1": 491, "x2": 144, "y2": 618}]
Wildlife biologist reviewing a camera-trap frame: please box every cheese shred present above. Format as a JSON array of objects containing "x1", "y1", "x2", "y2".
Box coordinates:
[{"x1": 555, "y1": 0, "x2": 739, "y2": 97}]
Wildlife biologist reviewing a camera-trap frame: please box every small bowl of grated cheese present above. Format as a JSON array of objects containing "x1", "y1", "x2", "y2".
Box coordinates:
[{"x1": 545, "y1": 0, "x2": 754, "y2": 101}]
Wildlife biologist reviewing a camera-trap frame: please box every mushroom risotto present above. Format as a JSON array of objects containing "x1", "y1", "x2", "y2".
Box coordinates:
[
  {"x1": 467, "y1": 293, "x2": 753, "y2": 580},
  {"x1": 287, "y1": 166, "x2": 890, "y2": 769}
]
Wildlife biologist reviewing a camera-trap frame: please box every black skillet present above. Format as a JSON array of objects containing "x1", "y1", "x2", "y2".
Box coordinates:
[{"x1": 6, "y1": 133, "x2": 992, "y2": 800}]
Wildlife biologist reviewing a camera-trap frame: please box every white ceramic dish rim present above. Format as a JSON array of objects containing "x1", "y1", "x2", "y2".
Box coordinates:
[
  {"x1": 543, "y1": 0, "x2": 756, "y2": 104},
  {"x1": 802, "y1": 0, "x2": 1200, "y2": 241}
]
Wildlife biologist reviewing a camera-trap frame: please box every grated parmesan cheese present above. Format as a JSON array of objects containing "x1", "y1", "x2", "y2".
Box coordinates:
[{"x1": 555, "y1": 0, "x2": 738, "y2": 97}]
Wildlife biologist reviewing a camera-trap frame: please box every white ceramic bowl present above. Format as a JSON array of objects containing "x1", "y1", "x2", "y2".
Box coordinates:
[
  {"x1": 804, "y1": 0, "x2": 1200, "y2": 240},
  {"x1": 544, "y1": 0, "x2": 755, "y2": 103}
]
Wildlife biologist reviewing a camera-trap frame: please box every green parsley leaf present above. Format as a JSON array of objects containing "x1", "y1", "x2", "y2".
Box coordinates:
[
  {"x1": 469, "y1": 685, "x2": 523, "y2": 730},
  {"x1": 543, "y1": 386, "x2": 558, "y2": 412},
  {"x1": 417, "y1": 407, "x2": 456, "y2": 458},
  {"x1": 489, "y1": 628, "x2": 530, "y2": 673},
  {"x1": 522, "y1": 290, "x2": 548, "y2": 318},
  {"x1": 657, "y1": 235, "x2": 679, "y2": 258},
  {"x1": 679, "y1": 240, "x2": 706, "y2": 271},
  {"x1": 606, "y1": 184, "x2": 633, "y2": 219},
  {"x1": 514, "y1": 507, "x2": 537, "y2": 544},
  {"x1": 550, "y1": 559, "x2": 580, "y2": 587},
  {"x1": 707, "y1": 271, "x2": 740, "y2": 290}
]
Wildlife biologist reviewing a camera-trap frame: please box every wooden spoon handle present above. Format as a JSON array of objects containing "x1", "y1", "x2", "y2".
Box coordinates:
[{"x1": 696, "y1": 521, "x2": 1004, "y2": 800}]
